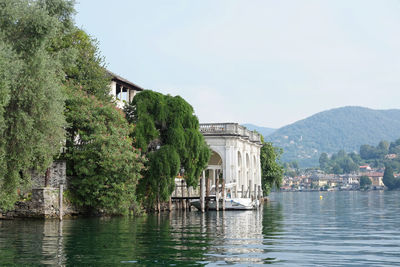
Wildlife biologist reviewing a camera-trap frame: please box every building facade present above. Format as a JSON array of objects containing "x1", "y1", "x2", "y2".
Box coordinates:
[
  {"x1": 107, "y1": 70, "x2": 144, "y2": 108},
  {"x1": 200, "y1": 123, "x2": 263, "y2": 197}
]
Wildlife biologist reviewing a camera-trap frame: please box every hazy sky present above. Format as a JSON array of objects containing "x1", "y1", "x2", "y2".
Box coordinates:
[{"x1": 75, "y1": 0, "x2": 400, "y2": 128}]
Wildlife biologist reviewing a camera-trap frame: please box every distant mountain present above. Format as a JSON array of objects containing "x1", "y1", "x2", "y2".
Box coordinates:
[
  {"x1": 265, "y1": 106, "x2": 400, "y2": 167},
  {"x1": 242, "y1": 124, "x2": 276, "y2": 137}
]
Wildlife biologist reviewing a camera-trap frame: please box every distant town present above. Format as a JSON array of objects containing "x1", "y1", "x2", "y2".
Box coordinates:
[{"x1": 281, "y1": 165, "x2": 393, "y2": 192}]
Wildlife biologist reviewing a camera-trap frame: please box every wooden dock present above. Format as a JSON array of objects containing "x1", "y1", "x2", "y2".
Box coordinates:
[{"x1": 169, "y1": 172, "x2": 263, "y2": 213}]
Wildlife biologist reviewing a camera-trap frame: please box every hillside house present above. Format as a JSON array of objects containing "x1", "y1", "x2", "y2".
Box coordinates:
[
  {"x1": 107, "y1": 70, "x2": 144, "y2": 108},
  {"x1": 366, "y1": 172, "x2": 384, "y2": 187},
  {"x1": 342, "y1": 174, "x2": 359, "y2": 185},
  {"x1": 359, "y1": 165, "x2": 372, "y2": 172}
]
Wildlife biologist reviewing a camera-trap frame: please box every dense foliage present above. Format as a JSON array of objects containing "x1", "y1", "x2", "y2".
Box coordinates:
[
  {"x1": 0, "y1": 0, "x2": 68, "y2": 209},
  {"x1": 319, "y1": 138, "x2": 400, "y2": 174},
  {"x1": 64, "y1": 88, "x2": 144, "y2": 214},
  {"x1": 382, "y1": 166, "x2": 400, "y2": 190},
  {"x1": 319, "y1": 150, "x2": 359, "y2": 174},
  {"x1": 260, "y1": 138, "x2": 284, "y2": 195},
  {"x1": 0, "y1": 0, "x2": 145, "y2": 214},
  {"x1": 359, "y1": 175, "x2": 372, "y2": 189},
  {"x1": 125, "y1": 91, "x2": 210, "y2": 210},
  {"x1": 55, "y1": 6, "x2": 145, "y2": 214},
  {"x1": 266, "y1": 106, "x2": 400, "y2": 167}
]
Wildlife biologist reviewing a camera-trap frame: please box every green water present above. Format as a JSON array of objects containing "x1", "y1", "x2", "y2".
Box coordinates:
[{"x1": 1, "y1": 191, "x2": 400, "y2": 266}]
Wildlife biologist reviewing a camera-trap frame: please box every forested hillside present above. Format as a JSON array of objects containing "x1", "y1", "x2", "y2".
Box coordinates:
[
  {"x1": 265, "y1": 106, "x2": 400, "y2": 167},
  {"x1": 242, "y1": 124, "x2": 276, "y2": 137}
]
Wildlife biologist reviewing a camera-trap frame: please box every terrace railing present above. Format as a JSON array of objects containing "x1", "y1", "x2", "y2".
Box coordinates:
[{"x1": 199, "y1": 123, "x2": 261, "y2": 143}]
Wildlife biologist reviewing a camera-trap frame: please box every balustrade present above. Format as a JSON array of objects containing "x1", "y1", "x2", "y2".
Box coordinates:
[{"x1": 199, "y1": 123, "x2": 261, "y2": 143}]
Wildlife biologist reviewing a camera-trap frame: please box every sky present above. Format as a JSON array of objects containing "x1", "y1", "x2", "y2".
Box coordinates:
[{"x1": 75, "y1": 0, "x2": 400, "y2": 129}]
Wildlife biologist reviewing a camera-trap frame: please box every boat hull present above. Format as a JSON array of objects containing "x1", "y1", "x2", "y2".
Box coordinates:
[{"x1": 190, "y1": 198, "x2": 258, "y2": 211}]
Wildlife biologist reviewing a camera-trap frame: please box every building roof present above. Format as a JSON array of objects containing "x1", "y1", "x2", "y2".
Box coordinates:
[
  {"x1": 359, "y1": 165, "x2": 370, "y2": 168},
  {"x1": 367, "y1": 172, "x2": 383, "y2": 177},
  {"x1": 107, "y1": 70, "x2": 145, "y2": 91}
]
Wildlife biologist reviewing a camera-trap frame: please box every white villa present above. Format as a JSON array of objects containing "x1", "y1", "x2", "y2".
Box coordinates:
[{"x1": 200, "y1": 123, "x2": 263, "y2": 198}]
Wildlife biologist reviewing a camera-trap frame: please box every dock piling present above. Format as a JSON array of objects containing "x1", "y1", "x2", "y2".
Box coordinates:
[
  {"x1": 206, "y1": 171, "x2": 210, "y2": 211},
  {"x1": 222, "y1": 178, "x2": 225, "y2": 211},
  {"x1": 215, "y1": 171, "x2": 219, "y2": 211},
  {"x1": 200, "y1": 171, "x2": 205, "y2": 213}
]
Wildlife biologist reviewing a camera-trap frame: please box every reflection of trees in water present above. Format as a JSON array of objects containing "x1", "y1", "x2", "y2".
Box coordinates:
[
  {"x1": 262, "y1": 201, "x2": 284, "y2": 237},
  {"x1": 0, "y1": 219, "x2": 64, "y2": 265},
  {"x1": 128, "y1": 212, "x2": 210, "y2": 266},
  {"x1": 0, "y1": 206, "x2": 284, "y2": 266},
  {"x1": 62, "y1": 214, "x2": 209, "y2": 266},
  {"x1": 63, "y1": 217, "x2": 144, "y2": 265},
  {"x1": 262, "y1": 201, "x2": 284, "y2": 264}
]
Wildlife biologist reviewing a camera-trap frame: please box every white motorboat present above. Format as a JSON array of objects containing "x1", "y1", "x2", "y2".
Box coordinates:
[{"x1": 191, "y1": 197, "x2": 258, "y2": 211}]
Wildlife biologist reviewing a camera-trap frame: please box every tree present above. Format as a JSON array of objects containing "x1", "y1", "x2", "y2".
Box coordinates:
[
  {"x1": 359, "y1": 175, "x2": 372, "y2": 189},
  {"x1": 389, "y1": 138, "x2": 400, "y2": 154},
  {"x1": 319, "y1": 149, "x2": 359, "y2": 174},
  {"x1": 360, "y1": 144, "x2": 376, "y2": 160},
  {"x1": 125, "y1": 90, "x2": 210, "y2": 210},
  {"x1": 319, "y1": 153, "x2": 329, "y2": 170},
  {"x1": 383, "y1": 166, "x2": 397, "y2": 190},
  {"x1": 377, "y1": 140, "x2": 389, "y2": 156},
  {"x1": 0, "y1": 0, "x2": 68, "y2": 210},
  {"x1": 332, "y1": 164, "x2": 343, "y2": 175},
  {"x1": 64, "y1": 87, "x2": 144, "y2": 214},
  {"x1": 339, "y1": 157, "x2": 358, "y2": 174},
  {"x1": 290, "y1": 161, "x2": 299, "y2": 170},
  {"x1": 348, "y1": 152, "x2": 362, "y2": 165},
  {"x1": 337, "y1": 149, "x2": 346, "y2": 158},
  {"x1": 58, "y1": 29, "x2": 112, "y2": 101},
  {"x1": 260, "y1": 138, "x2": 284, "y2": 195}
]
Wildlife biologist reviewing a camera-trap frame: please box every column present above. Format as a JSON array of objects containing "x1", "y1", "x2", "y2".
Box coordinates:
[
  {"x1": 222, "y1": 178, "x2": 225, "y2": 210},
  {"x1": 206, "y1": 169, "x2": 210, "y2": 211},
  {"x1": 200, "y1": 170, "x2": 205, "y2": 213},
  {"x1": 215, "y1": 169, "x2": 219, "y2": 211}
]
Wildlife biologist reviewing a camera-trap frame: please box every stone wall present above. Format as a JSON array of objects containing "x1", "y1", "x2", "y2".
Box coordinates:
[
  {"x1": 31, "y1": 160, "x2": 67, "y2": 189},
  {"x1": 0, "y1": 160, "x2": 83, "y2": 219},
  {"x1": 1, "y1": 188, "x2": 78, "y2": 219}
]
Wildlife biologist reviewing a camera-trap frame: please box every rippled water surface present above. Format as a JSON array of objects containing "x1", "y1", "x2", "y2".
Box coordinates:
[{"x1": 1, "y1": 191, "x2": 400, "y2": 266}]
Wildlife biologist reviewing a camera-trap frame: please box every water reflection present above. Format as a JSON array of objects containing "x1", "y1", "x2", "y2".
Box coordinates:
[
  {"x1": 3, "y1": 192, "x2": 400, "y2": 265},
  {"x1": 0, "y1": 205, "x2": 284, "y2": 266},
  {"x1": 0, "y1": 219, "x2": 65, "y2": 266}
]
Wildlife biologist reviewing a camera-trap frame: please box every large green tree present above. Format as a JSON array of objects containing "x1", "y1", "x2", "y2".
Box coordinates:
[
  {"x1": 260, "y1": 138, "x2": 284, "y2": 195},
  {"x1": 0, "y1": 0, "x2": 68, "y2": 209},
  {"x1": 125, "y1": 90, "x2": 210, "y2": 210},
  {"x1": 319, "y1": 153, "x2": 329, "y2": 170},
  {"x1": 382, "y1": 166, "x2": 398, "y2": 190},
  {"x1": 359, "y1": 175, "x2": 372, "y2": 189},
  {"x1": 64, "y1": 87, "x2": 144, "y2": 214}
]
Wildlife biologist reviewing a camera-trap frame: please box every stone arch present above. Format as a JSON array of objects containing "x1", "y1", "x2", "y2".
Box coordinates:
[
  {"x1": 207, "y1": 150, "x2": 223, "y2": 190},
  {"x1": 209, "y1": 150, "x2": 223, "y2": 166}
]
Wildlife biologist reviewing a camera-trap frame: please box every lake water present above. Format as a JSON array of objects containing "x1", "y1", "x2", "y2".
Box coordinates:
[{"x1": 1, "y1": 191, "x2": 400, "y2": 266}]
